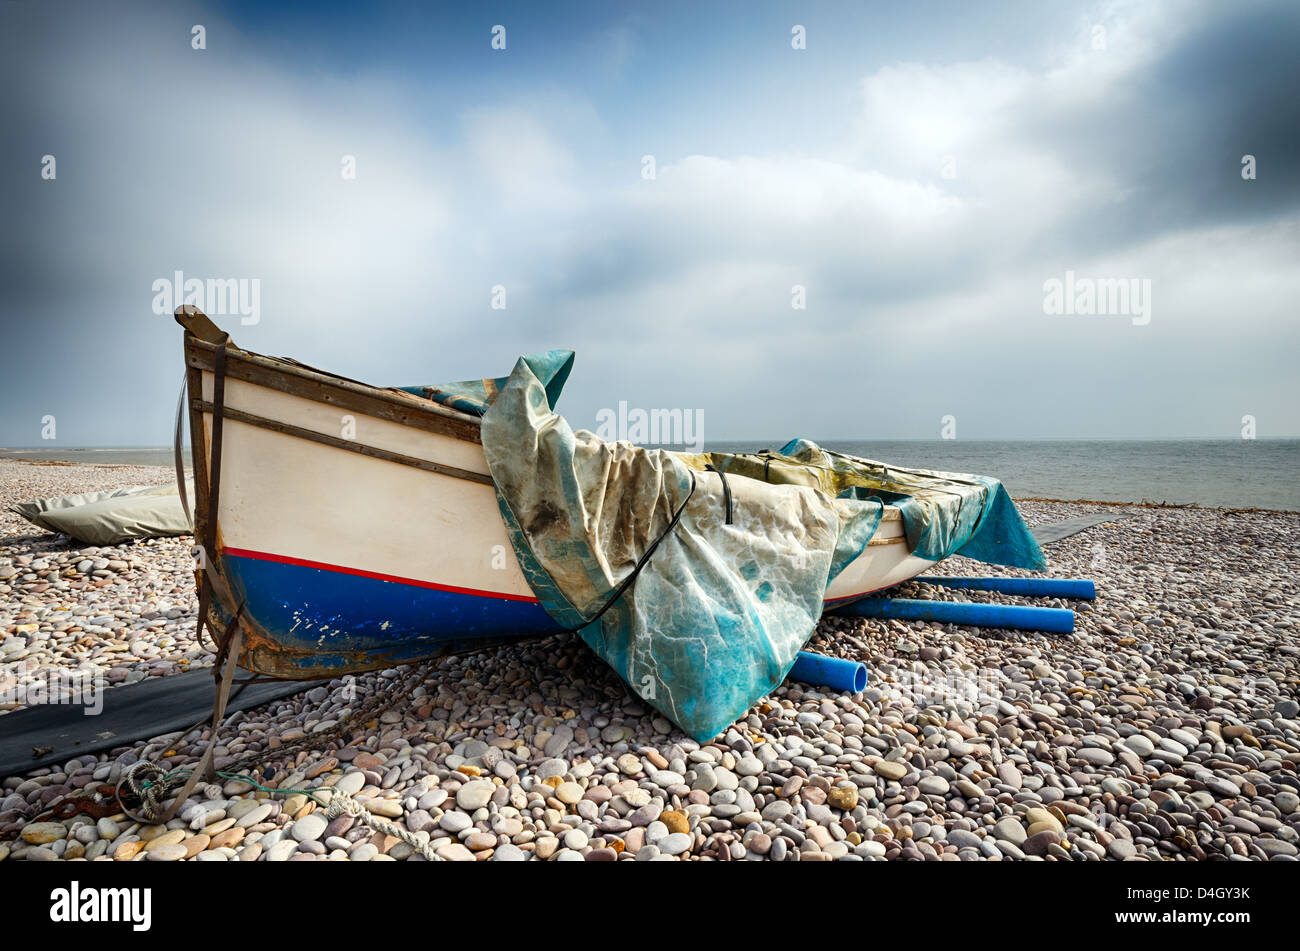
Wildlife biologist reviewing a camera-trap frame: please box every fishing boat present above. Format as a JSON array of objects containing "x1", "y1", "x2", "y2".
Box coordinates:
[{"x1": 174, "y1": 307, "x2": 943, "y2": 681}]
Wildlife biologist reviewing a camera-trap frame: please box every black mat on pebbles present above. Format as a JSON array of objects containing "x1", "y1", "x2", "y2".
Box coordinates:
[{"x1": 0, "y1": 670, "x2": 325, "y2": 777}]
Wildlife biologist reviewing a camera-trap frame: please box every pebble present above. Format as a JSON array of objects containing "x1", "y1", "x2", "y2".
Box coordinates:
[
  {"x1": 146, "y1": 843, "x2": 189, "y2": 861},
  {"x1": 440, "y1": 812, "x2": 472, "y2": 833},
  {"x1": 19, "y1": 822, "x2": 68, "y2": 845},
  {"x1": 563, "y1": 829, "x2": 589, "y2": 851},
  {"x1": 874, "y1": 761, "x2": 907, "y2": 781},
  {"x1": 290, "y1": 813, "x2": 327, "y2": 842},
  {"x1": 265, "y1": 841, "x2": 299, "y2": 862},
  {"x1": 658, "y1": 832, "x2": 692, "y2": 856},
  {"x1": 555, "y1": 782, "x2": 584, "y2": 805},
  {"x1": 455, "y1": 780, "x2": 495, "y2": 810}
]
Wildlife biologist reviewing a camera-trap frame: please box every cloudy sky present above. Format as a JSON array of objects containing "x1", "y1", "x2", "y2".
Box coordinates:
[{"x1": 1, "y1": 0, "x2": 1297, "y2": 445}]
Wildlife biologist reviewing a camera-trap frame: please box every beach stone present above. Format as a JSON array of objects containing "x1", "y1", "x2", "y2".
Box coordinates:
[
  {"x1": 537, "y1": 758, "x2": 569, "y2": 779},
  {"x1": 545, "y1": 727, "x2": 574, "y2": 757},
  {"x1": 290, "y1": 813, "x2": 327, "y2": 842},
  {"x1": 19, "y1": 822, "x2": 68, "y2": 845},
  {"x1": 96, "y1": 818, "x2": 120, "y2": 840},
  {"x1": 235, "y1": 803, "x2": 272, "y2": 828},
  {"x1": 146, "y1": 843, "x2": 188, "y2": 861},
  {"x1": 144, "y1": 829, "x2": 186, "y2": 850},
  {"x1": 436, "y1": 843, "x2": 476, "y2": 862},
  {"x1": 335, "y1": 771, "x2": 366, "y2": 795},
  {"x1": 466, "y1": 832, "x2": 496, "y2": 851},
  {"x1": 265, "y1": 840, "x2": 298, "y2": 862},
  {"x1": 874, "y1": 761, "x2": 906, "y2": 781},
  {"x1": 1102, "y1": 778, "x2": 1132, "y2": 797},
  {"x1": 658, "y1": 832, "x2": 692, "y2": 856},
  {"x1": 629, "y1": 801, "x2": 662, "y2": 826},
  {"x1": 456, "y1": 780, "x2": 495, "y2": 810},
  {"x1": 555, "y1": 782, "x2": 584, "y2": 805},
  {"x1": 762, "y1": 800, "x2": 793, "y2": 821},
  {"x1": 1078, "y1": 748, "x2": 1114, "y2": 767},
  {"x1": 1205, "y1": 778, "x2": 1240, "y2": 799},
  {"x1": 1108, "y1": 839, "x2": 1137, "y2": 860},
  {"x1": 114, "y1": 841, "x2": 144, "y2": 861},
  {"x1": 440, "y1": 811, "x2": 472, "y2": 833},
  {"x1": 1022, "y1": 830, "x2": 1061, "y2": 857},
  {"x1": 954, "y1": 779, "x2": 983, "y2": 798},
  {"x1": 361, "y1": 799, "x2": 402, "y2": 819},
  {"x1": 828, "y1": 785, "x2": 859, "y2": 810},
  {"x1": 564, "y1": 828, "x2": 589, "y2": 851},
  {"x1": 994, "y1": 818, "x2": 1027, "y2": 845},
  {"x1": 1025, "y1": 808, "x2": 1063, "y2": 834},
  {"x1": 1256, "y1": 840, "x2": 1297, "y2": 857},
  {"x1": 918, "y1": 777, "x2": 950, "y2": 796},
  {"x1": 1123, "y1": 735, "x2": 1156, "y2": 757},
  {"x1": 691, "y1": 764, "x2": 717, "y2": 792},
  {"x1": 660, "y1": 810, "x2": 690, "y2": 834},
  {"x1": 947, "y1": 829, "x2": 982, "y2": 850}
]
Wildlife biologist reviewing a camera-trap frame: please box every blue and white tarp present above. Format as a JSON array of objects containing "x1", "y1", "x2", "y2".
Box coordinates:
[{"x1": 467, "y1": 352, "x2": 1045, "y2": 741}]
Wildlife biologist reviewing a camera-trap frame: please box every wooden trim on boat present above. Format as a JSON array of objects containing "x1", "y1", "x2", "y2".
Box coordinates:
[
  {"x1": 184, "y1": 338, "x2": 483, "y2": 445},
  {"x1": 190, "y1": 398, "x2": 495, "y2": 486},
  {"x1": 186, "y1": 361, "x2": 211, "y2": 537}
]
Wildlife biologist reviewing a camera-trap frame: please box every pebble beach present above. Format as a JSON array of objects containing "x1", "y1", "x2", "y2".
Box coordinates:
[{"x1": 1, "y1": 458, "x2": 1298, "y2": 862}]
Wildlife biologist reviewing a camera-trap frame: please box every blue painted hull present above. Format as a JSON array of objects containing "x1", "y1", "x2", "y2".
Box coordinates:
[{"x1": 219, "y1": 550, "x2": 565, "y2": 677}]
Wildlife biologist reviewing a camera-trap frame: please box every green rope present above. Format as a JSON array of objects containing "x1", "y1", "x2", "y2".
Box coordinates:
[{"x1": 149, "y1": 770, "x2": 326, "y2": 805}]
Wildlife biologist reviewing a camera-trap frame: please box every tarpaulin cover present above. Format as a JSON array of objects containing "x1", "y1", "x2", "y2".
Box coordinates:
[
  {"x1": 682, "y1": 440, "x2": 1047, "y2": 571},
  {"x1": 11, "y1": 482, "x2": 194, "y2": 546},
  {"x1": 472, "y1": 351, "x2": 1046, "y2": 741}
]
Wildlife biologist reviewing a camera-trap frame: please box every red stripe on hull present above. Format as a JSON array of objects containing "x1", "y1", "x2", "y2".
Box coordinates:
[
  {"x1": 221, "y1": 546, "x2": 541, "y2": 603},
  {"x1": 221, "y1": 548, "x2": 898, "y2": 609}
]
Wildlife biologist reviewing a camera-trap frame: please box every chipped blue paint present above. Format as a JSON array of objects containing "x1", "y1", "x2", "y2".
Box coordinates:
[{"x1": 220, "y1": 552, "x2": 563, "y2": 676}]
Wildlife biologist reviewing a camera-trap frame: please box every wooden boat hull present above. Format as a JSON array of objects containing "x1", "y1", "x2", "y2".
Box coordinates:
[{"x1": 177, "y1": 309, "x2": 936, "y2": 679}]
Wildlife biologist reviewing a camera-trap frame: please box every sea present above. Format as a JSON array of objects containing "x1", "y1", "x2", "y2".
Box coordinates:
[{"x1": 2, "y1": 440, "x2": 1297, "y2": 511}]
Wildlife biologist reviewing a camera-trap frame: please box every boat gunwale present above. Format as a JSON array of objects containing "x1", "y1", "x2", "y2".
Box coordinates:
[
  {"x1": 184, "y1": 336, "x2": 484, "y2": 445},
  {"x1": 188, "y1": 396, "x2": 495, "y2": 486}
]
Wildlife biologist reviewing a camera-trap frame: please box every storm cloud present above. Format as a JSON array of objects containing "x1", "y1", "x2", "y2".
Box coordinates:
[{"x1": 1, "y1": 0, "x2": 1296, "y2": 445}]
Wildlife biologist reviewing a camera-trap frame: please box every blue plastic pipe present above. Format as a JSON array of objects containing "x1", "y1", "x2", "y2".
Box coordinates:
[
  {"x1": 915, "y1": 576, "x2": 1096, "y2": 600},
  {"x1": 788, "y1": 651, "x2": 869, "y2": 693},
  {"x1": 839, "y1": 597, "x2": 1074, "y2": 634}
]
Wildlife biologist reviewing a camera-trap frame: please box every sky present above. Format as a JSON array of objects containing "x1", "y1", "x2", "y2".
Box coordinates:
[{"x1": 1, "y1": 0, "x2": 1297, "y2": 445}]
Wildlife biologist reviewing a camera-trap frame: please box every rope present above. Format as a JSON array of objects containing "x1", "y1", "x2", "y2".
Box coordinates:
[
  {"x1": 113, "y1": 764, "x2": 441, "y2": 860},
  {"x1": 116, "y1": 761, "x2": 217, "y2": 824},
  {"x1": 560, "y1": 469, "x2": 697, "y2": 635},
  {"x1": 98, "y1": 665, "x2": 437, "y2": 852},
  {"x1": 325, "y1": 788, "x2": 443, "y2": 861}
]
